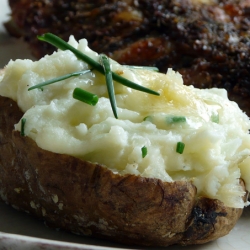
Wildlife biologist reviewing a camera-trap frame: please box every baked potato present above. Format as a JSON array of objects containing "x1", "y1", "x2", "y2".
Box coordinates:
[{"x1": 0, "y1": 35, "x2": 249, "y2": 247}]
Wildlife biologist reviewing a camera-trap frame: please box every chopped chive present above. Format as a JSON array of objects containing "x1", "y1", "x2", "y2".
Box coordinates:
[
  {"x1": 143, "y1": 116, "x2": 153, "y2": 122},
  {"x1": 73, "y1": 87, "x2": 98, "y2": 106},
  {"x1": 141, "y1": 146, "x2": 148, "y2": 158},
  {"x1": 211, "y1": 113, "x2": 219, "y2": 123},
  {"x1": 176, "y1": 142, "x2": 185, "y2": 154},
  {"x1": 20, "y1": 118, "x2": 26, "y2": 136},
  {"x1": 28, "y1": 70, "x2": 91, "y2": 91},
  {"x1": 124, "y1": 65, "x2": 159, "y2": 72},
  {"x1": 99, "y1": 54, "x2": 118, "y2": 119},
  {"x1": 38, "y1": 33, "x2": 160, "y2": 96},
  {"x1": 166, "y1": 116, "x2": 186, "y2": 124}
]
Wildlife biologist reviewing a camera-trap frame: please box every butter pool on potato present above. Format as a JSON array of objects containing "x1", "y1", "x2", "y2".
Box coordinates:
[{"x1": 0, "y1": 36, "x2": 250, "y2": 209}]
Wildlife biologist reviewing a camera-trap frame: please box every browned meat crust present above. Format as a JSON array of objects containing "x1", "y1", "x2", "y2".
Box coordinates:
[{"x1": 5, "y1": 0, "x2": 250, "y2": 115}]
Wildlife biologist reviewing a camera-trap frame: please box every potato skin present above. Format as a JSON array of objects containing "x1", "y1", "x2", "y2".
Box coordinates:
[{"x1": 0, "y1": 95, "x2": 244, "y2": 246}]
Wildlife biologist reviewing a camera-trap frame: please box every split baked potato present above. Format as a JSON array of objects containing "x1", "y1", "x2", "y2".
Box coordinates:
[{"x1": 0, "y1": 35, "x2": 250, "y2": 247}]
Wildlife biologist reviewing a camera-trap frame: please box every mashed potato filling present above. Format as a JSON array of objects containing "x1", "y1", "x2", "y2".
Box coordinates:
[{"x1": 1, "y1": 36, "x2": 250, "y2": 208}]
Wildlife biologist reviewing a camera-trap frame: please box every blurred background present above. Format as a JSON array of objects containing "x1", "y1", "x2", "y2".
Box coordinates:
[{"x1": 0, "y1": 0, "x2": 34, "y2": 68}]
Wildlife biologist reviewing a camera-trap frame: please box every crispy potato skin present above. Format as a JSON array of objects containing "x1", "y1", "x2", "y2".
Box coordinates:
[{"x1": 0, "y1": 95, "x2": 245, "y2": 246}]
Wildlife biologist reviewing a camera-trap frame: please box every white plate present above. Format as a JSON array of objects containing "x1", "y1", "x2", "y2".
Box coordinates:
[{"x1": 0, "y1": 1, "x2": 250, "y2": 249}]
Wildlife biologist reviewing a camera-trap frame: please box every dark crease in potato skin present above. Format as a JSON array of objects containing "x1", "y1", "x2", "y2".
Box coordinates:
[{"x1": 0, "y1": 95, "x2": 245, "y2": 246}]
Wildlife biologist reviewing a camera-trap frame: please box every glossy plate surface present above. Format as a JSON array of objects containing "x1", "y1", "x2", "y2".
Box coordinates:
[{"x1": 0, "y1": 1, "x2": 249, "y2": 249}]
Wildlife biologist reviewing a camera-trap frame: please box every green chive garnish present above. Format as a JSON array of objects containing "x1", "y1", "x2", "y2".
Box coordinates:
[
  {"x1": 211, "y1": 113, "x2": 219, "y2": 123},
  {"x1": 99, "y1": 54, "x2": 118, "y2": 119},
  {"x1": 166, "y1": 116, "x2": 186, "y2": 124},
  {"x1": 141, "y1": 146, "x2": 148, "y2": 158},
  {"x1": 28, "y1": 70, "x2": 91, "y2": 91},
  {"x1": 124, "y1": 65, "x2": 159, "y2": 72},
  {"x1": 73, "y1": 87, "x2": 98, "y2": 106},
  {"x1": 37, "y1": 33, "x2": 160, "y2": 96},
  {"x1": 20, "y1": 118, "x2": 26, "y2": 136},
  {"x1": 176, "y1": 142, "x2": 185, "y2": 154}
]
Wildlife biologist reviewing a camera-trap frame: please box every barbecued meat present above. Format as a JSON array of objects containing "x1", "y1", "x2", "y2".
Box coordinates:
[{"x1": 5, "y1": 0, "x2": 250, "y2": 115}]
